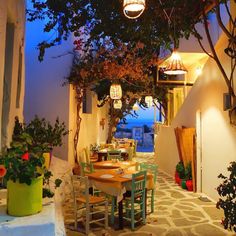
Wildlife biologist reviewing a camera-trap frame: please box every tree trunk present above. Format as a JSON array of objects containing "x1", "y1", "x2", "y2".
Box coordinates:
[{"x1": 74, "y1": 87, "x2": 83, "y2": 163}]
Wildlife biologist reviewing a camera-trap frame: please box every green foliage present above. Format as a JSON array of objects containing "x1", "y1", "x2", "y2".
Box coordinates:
[
  {"x1": 0, "y1": 148, "x2": 44, "y2": 186},
  {"x1": 216, "y1": 162, "x2": 236, "y2": 232},
  {"x1": 185, "y1": 162, "x2": 192, "y2": 180},
  {"x1": 13, "y1": 116, "x2": 69, "y2": 152},
  {"x1": 176, "y1": 161, "x2": 185, "y2": 179},
  {"x1": 27, "y1": 0, "x2": 211, "y2": 60},
  {"x1": 0, "y1": 117, "x2": 65, "y2": 198}
]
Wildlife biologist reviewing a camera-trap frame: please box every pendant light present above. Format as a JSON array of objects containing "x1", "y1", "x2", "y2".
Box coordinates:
[
  {"x1": 110, "y1": 84, "x2": 122, "y2": 99},
  {"x1": 163, "y1": 5, "x2": 187, "y2": 75},
  {"x1": 145, "y1": 96, "x2": 153, "y2": 108},
  {"x1": 164, "y1": 49, "x2": 187, "y2": 75},
  {"x1": 123, "y1": 0, "x2": 145, "y2": 19},
  {"x1": 113, "y1": 99, "x2": 122, "y2": 109}
]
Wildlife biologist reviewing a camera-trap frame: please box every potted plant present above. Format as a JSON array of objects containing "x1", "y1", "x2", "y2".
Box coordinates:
[
  {"x1": 0, "y1": 126, "x2": 62, "y2": 217},
  {"x1": 13, "y1": 116, "x2": 68, "y2": 168},
  {"x1": 184, "y1": 162, "x2": 193, "y2": 191},
  {"x1": 175, "y1": 161, "x2": 185, "y2": 185},
  {"x1": 90, "y1": 143, "x2": 100, "y2": 156},
  {"x1": 216, "y1": 161, "x2": 236, "y2": 232}
]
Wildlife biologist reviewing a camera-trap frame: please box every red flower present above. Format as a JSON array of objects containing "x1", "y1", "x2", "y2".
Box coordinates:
[
  {"x1": 0, "y1": 165, "x2": 7, "y2": 177},
  {"x1": 22, "y1": 152, "x2": 29, "y2": 161}
]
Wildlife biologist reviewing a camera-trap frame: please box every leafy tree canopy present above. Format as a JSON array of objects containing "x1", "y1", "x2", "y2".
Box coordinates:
[{"x1": 27, "y1": 0, "x2": 215, "y2": 60}]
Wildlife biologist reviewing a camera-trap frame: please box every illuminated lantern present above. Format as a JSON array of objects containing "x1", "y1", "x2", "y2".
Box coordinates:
[
  {"x1": 123, "y1": 0, "x2": 145, "y2": 19},
  {"x1": 145, "y1": 96, "x2": 153, "y2": 107},
  {"x1": 164, "y1": 50, "x2": 187, "y2": 75},
  {"x1": 113, "y1": 99, "x2": 122, "y2": 109},
  {"x1": 110, "y1": 84, "x2": 122, "y2": 99}
]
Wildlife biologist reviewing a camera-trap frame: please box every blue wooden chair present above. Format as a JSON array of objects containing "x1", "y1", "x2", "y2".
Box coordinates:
[
  {"x1": 71, "y1": 175, "x2": 108, "y2": 234},
  {"x1": 123, "y1": 170, "x2": 147, "y2": 230},
  {"x1": 107, "y1": 150, "x2": 122, "y2": 161},
  {"x1": 140, "y1": 163, "x2": 158, "y2": 213},
  {"x1": 80, "y1": 162, "x2": 94, "y2": 176}
]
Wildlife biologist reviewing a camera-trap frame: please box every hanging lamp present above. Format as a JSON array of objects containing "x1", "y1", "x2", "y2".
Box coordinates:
[
  {"x1": 164, "y1": 49, "x2": 187, "y2": 75},
  {"x1": 145, "y1": 96, "x2": 153, "y2": 108},
  {"x1": 123, "y1": 0, "x2": 145, "y2": 19},
  {"x1": 113, "y1": 99, "x2": 122, "y2": 109},
  {"x1": 110, "y1": 84, "x2": 122, "y2": 99}
]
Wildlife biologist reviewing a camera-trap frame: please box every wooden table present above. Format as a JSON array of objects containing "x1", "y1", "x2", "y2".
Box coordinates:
[
  {"x1": 93, "y1": 160, "x2": 137, "y2": 170},
  {"x1": 86, "y1": 169, "x2": 154, "y2": 229},
  {"x1": 97, "y1": 148, "x2": 128, "y2": 162}
]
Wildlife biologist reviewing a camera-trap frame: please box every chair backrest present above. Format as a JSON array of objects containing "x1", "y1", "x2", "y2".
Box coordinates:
[
  {"x1": 71, "y1": 175, "x2": 89, "y2": 206},
  {"x1": 131, "y1": 170, "x2": 147, "y2": 199},
  {"x1": 140, "y1": 163, "x2": 158, "y2": 183},
  {"x1": 80, "y1": 162, "x2": 94, "y2": 176},
  {"x1": 84, "y1": 147, "x2": 91, "y2": 163},
  {"x1": 133, "y1": 140, "x2": 138, "y2": 156},
  {"x1": 78, "y1": 149, "x2": 87, "y2": 163},
  {"x1": 127, "y1": 146, "x2": 134, "y2": 161},
  {"x1": 107, "y1": 150, "x2": 122, "y2": 161}
]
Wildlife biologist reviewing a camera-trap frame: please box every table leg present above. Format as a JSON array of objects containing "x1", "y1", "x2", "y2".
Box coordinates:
[
  {"x1": 145, "y1": 189, "x2": 147, "y2": 217},
  {"x1": 97, "y1": 153, "x2": 102, "y2": 162},
  {"x1": 118, "y1": 200, "x2": 123, "y2": 229}
]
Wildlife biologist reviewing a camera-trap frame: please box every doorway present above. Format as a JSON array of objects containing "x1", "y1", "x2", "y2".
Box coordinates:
[{"x1": 196, "y1": 110, "x2": 202, "y2": 193}]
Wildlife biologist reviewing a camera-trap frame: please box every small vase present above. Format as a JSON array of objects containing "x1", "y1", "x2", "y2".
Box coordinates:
[{"x1": 7, "y1": 176, "x2": 43, "y2": 216}]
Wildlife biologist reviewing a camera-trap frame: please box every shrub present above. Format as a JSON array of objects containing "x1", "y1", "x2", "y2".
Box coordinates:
[{"x1": 216, "y1": 161, "x2": 236, "y2": 232}]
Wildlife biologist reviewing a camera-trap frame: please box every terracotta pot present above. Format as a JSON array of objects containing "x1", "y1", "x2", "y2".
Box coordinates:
[{"x1": 186, "y1": 180, "x2": 193, "y2": 191}]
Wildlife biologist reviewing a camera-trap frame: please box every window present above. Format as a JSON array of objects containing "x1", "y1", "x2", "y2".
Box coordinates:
[
  {"x1": 16, "y1": 46, "x2": 22, "y2": 108},
  {"x1": 82, "y1": 89, "x2": 92, "y2": 114}
]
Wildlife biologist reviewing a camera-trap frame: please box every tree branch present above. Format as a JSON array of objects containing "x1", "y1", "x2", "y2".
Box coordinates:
[
  {"x1": 215, "y1": 0, "x2": 232, "y2": 39},
  {"x1": 202, "y1": 8, "x2": 235, "y2": 96},
  {"x1": 194, "y1": 27, "x2": 214, "y2": 59}
]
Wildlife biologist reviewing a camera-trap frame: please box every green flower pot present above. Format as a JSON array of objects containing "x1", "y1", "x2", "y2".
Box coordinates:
[{"x1": 7, "y1": 176, "x2": 43, "y2": 216}]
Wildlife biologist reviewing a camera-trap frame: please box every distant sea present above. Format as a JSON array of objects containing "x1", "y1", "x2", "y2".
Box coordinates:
[{"x1": 117, "y1": 119, "x2": 154, "y2": 129}]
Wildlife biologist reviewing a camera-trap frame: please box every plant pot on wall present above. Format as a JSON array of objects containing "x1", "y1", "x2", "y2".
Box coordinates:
[{"x1": 7, "y1": 176, "x2": 43, "y2": 216}]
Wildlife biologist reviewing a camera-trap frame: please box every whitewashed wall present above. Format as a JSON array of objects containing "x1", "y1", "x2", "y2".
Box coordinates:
[
  {"x1": 156, "y1": 3, "x2": 236, "y2": 201},
  {"x1": 68, "y1": 86, "x2": 109, "y2": 165},
  {"x1": 24, "y1": 8, "x2": 73, "y2": 160},
  {"x1": 0, "y1": 0, "x2": 25, "y2": 148},
  {"x1": 25, "y1": 2, "x2": 109, "y2": 162}
]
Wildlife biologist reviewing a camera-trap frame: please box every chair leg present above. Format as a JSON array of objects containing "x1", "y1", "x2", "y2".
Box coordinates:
[
  {"x1": 125, "y1": 200, "x2": 129, "y2": 218},
  {"x1": 111, "y1": 197, "x2": 116, "y2": 224},
  {"x1": 105, "y1": 201, "x2": 108, "y2": 229},
  {"x1": 131, "y1": 202, "x2": 135, "y2": 230},
  {"x1": 74, "y1": 210, "x2": 77, "y2": 230},
  {"x1": 85, "y1": 206, "x2": 90, "y2": 235},
  {"x1": 151, "y1": 189, "x2": 155, "y2": 213},
  {"x1": 142, "y1": 196, "x2": 146, "y2": 225}
]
